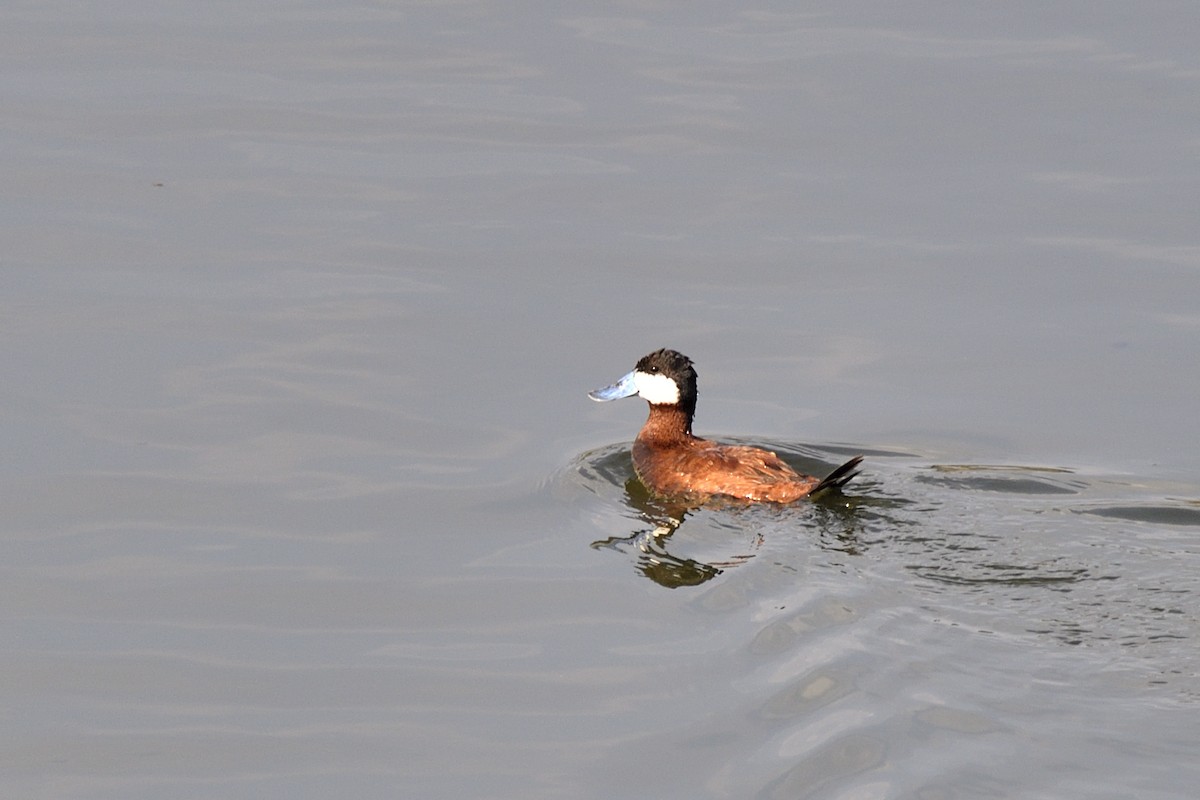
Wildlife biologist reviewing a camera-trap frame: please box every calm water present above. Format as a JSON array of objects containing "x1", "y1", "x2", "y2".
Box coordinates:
[{"x1": 4, "y1": 2, "x2": 1200, "y2": 798}]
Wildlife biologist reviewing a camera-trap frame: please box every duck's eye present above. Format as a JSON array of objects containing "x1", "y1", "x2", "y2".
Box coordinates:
[{"x1": 647, "y1": 366, "x2": 659, "y2": 374}]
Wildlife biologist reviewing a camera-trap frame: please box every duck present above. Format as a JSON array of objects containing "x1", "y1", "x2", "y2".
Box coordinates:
[{"x1": 589, "y1": 348, "x2": 862, "y2": 503}]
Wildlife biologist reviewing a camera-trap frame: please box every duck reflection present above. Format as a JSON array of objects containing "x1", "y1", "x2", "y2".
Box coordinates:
[{"x1": 590, "y1": 477, "x2": 729, "y2": 588}]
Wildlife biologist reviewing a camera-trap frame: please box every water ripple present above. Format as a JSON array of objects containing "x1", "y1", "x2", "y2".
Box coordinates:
[{"x1": 565, "y1": 441, "x2": 1200, "y2": 677}]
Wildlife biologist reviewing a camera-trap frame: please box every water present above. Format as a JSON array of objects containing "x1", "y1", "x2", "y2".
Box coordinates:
[{"x1": 3, "y1": 2, "x2": 1200, "y2": 798}]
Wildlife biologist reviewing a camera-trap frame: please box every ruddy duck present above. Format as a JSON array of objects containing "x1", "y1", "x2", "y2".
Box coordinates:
[{"x1": 589, "y1": 349, "x2": 862, "y2": 503}]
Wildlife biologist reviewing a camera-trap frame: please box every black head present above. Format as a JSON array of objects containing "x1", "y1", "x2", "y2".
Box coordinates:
[{"x1": 634, "y1": 348, "x2": 698, "y2": 419}]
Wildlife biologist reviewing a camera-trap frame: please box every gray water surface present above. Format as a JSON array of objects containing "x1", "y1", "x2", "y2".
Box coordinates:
[{"x1": 4, "y1": 3, "x2": 1200, "y2": 798}]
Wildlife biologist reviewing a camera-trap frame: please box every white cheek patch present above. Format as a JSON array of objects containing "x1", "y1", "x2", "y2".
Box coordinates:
[{"x1": 633, "y1": 371, "x2": 680, "y2": 405}]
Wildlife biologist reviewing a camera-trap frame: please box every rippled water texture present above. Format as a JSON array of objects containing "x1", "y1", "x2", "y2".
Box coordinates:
[
  {"x1": 4, "y1": 2, "x2": 1200, "y2": 798},
  {"x1": 556, "y1": 443, "x2": 1200, "y2": 794},
  {"x1": 568, "y1": 443, "x2": 1200, "y2": 659}
]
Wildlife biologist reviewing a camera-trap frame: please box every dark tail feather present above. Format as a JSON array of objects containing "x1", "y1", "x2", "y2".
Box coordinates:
[{"x1": 811, "y1": 455, "x2": 863, "y2": 496}]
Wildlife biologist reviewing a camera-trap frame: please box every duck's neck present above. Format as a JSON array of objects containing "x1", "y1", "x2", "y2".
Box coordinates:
[{"x1": 636, "y1": 404, "x2": 694, "y2": 445}]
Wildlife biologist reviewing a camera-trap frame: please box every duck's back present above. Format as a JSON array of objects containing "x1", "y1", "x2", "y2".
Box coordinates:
[{"x1": 632, "y1": 437, "x2": 820, "y2": 503}]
